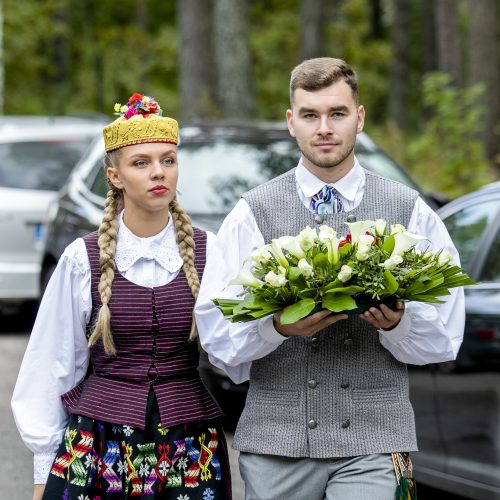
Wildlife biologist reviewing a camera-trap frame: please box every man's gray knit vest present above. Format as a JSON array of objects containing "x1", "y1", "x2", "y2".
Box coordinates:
[{"x1": 233, "y1": 168, "x2": 419, "y2": 458}]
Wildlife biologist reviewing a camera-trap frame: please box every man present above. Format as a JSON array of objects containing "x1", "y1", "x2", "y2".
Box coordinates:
[{"x1": 195, "y1": 57, "x2": 464, "y2": 499}]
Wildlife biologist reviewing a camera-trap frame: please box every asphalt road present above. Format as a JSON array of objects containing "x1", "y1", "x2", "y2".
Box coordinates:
[{"x1": 0, "y1": 314, "x2": 245, "y2": 500}]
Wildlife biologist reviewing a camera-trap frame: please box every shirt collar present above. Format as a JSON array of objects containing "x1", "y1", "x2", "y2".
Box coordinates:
[
  {"x1": 296, "y1": 157, "x2": 364, "y2": 202},
  {"x1": 115, "y1": 211, "x2": 183, "y2": 273}
]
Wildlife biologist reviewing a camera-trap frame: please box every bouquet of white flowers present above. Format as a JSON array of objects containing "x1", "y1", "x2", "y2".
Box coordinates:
[{"x1": 213, "y1": 219, "x2": 475, "y2": 325}]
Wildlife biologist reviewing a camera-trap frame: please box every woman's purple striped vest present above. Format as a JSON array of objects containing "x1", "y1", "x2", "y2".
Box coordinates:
[{"x1": 61, "y1": 227, "x2": 221, "y2": 429}]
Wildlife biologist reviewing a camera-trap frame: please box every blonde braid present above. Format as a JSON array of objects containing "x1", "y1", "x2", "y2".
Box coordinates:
[
  {"x1": 169, "y1": 198, "x2": 200, "y2": 340},
  {"x1": 87, "y1": 185, "x2": 121, "y2": 355}
]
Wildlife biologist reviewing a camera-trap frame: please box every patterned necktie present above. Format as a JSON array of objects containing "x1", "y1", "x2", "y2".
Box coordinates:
[{"x1": 310, "y1": 185, "x2": 344, "y2": 214}]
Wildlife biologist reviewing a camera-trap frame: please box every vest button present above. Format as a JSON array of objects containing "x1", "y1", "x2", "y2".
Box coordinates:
[
  {"x1": 308, "y1": 419, "x2": 318, "y2": 429},
  {"x1": 308, "y1": 379, "x2": 317, "y2": 389},
  {"x1": 314, "y1": 214, "x2": 325, "y2": 224},
  {"x1": 341, "y1": 419, "x2": 351, "y2": 428},
  {"x1": 311, "y1": 337, "x2": 320, "y2": 347},
  {"x1": 344, "y1": 338, "x2": 353, "y2": 346},
  {"x1": 340, "y1": 382, "x2": 349, "y2": 389}
]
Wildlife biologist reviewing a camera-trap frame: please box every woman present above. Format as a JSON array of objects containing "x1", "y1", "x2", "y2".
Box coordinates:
[{"x1": 12, "y1": 93, "x2": 232, "y2": 499}]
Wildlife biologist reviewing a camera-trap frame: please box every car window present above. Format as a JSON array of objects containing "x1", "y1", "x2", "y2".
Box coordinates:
[
  {"x1": 82, "y1": 138, "x2": 423, "y2": 215},
  {"x1": 442, "y1": 200, "x2": 499, "y2": 273},
  {"x1": 0, "y1": 140, "x2": 91, "y2": 191},
  {"x1": 480, "y1": 228, "x2": 500, "y2": 282}
]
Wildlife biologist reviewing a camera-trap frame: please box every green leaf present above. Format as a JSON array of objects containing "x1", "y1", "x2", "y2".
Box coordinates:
[
  {"x1": 382, "y1": 234, "x2": 395, "y2": 254},
  {"x1": 382, "y1": 269, "x2": 399, "y2": 294},
  {"x1": 280, "y1": 298, "x2": 317, "y2": 325},
  {"x1": 322, "y1": 293, "x2": 357, "y2": 312},
  {"x1": 312, "y1": 252, "x2": 329, "y2": 270},
  {"x1": 323, "y1": 285, "x2": 364, "y2": 296},
  {"x1": 288, "y1": 266, "x2": 302, "y2": 281}
]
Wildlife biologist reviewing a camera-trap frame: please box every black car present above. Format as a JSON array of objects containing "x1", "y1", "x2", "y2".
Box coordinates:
[
  {"x1": 409, "y1": 182, "x2": 500, "y2": 499},
  {"x1": 41, "y1": 121, "x2": 437, "y2": 428}
]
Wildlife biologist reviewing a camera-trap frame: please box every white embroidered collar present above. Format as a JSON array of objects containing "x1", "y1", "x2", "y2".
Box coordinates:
[{"x1": 115, "y1": 211, "x2": 183, "y2": 273}]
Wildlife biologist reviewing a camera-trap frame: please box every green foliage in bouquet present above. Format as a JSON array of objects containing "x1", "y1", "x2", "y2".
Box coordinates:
[{"x1": 213, "y1": 219, "x2": 475, "y2": 325}]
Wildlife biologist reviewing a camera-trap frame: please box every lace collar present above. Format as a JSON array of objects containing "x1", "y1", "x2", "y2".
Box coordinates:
[{"x1": 115, "y1": 211, "x2": 183, "y2": 273}]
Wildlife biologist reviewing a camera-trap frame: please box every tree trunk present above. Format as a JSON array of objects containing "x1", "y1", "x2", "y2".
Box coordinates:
[
  {"x1": 299, "y1": 0, "x2": 326, "y2": 61},
  {"x1": 369, "y1": 0, "x2": 384, "y2": 39},
  {"x1": 467, "y1": 0, "x2": 499, "y2": 163},
  {"x1": 420, "y1": 0, "x2": 437, "y2": 74},
  {"x1": 213, "y1": 0, "x2": 255, "y2": 119},
  {"x1": 177, "y1": 0, "x2": 216, "y2": 120},
  {"x1": 435, "y1": 0, "x2": 462, "y2": 85},
  {"x1": 389, "y1": 0, "x2": 411, "y2": 129}
]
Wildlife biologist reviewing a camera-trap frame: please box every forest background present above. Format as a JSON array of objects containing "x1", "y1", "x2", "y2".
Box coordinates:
[{"x1": 0, "y1": 0, "x2": 499, "y2": 199}]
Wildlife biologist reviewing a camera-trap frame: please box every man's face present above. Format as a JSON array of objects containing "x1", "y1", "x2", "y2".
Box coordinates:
[{"x1": 286, "y1": 80, "x2": 365, "y2": 180}]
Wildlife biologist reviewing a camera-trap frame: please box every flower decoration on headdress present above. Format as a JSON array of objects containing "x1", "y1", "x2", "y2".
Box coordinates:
[{"x1": 113, "y1": 93, "x2": 163, "y2": 120}]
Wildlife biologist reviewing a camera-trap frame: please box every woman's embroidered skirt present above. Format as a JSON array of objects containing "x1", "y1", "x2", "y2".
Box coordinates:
[{"x1": 42, "y1": 392, "x2": 232, "y2": 499}]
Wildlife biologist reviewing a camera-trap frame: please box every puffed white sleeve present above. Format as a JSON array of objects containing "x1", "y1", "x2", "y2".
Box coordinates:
[
  {"x1": 196, "y1": 199, "x2": 288, "y2": 384},
  {"x1": 11, "y1": 238, "x2": 92, "y2": 484},
  {"x1": 378, "y1": 197, "x2": 465, "y2": 364}
]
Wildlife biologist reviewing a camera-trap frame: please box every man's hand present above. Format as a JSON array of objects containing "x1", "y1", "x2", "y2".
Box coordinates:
[
  {"x1": 273, "y1": 309, "x2": 348, "y2": 337},
  {"x1": 359, "y1": 300, "x2": 405, "y2": 330}
]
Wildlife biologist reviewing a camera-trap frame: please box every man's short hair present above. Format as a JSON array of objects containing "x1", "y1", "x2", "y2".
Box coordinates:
[{"x1": 289, "y1": 57, "x2": 359, "y2": 106}]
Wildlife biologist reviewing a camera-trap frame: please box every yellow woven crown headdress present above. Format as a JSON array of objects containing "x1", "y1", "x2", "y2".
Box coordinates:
[{"x1": 103, "y1": 92, "x2": 178, "y2": 152}]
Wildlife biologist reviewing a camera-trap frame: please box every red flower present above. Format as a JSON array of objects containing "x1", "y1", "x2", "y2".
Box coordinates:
[
  {"x1": 338, "y1": 233, "x2": 352, "y2": 249},
  {"x1": 127, "y1": 93, "x2": 144, "y2": 105},
  {"x1": 148, "y1": 101, "x2": 158, "y2": 113}
]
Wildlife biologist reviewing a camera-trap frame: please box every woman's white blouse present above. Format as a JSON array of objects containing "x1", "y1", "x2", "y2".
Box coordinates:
[{"x1": 11, "y1": 213, "x2": 216, "y2": 483}]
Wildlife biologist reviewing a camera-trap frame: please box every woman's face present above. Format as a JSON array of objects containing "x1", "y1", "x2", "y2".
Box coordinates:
[{"x1": 107, "y1": 142, "x2": 178, "y2": 217}]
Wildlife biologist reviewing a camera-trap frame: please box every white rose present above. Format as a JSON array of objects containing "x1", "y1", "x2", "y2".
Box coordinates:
[
  {"x1": 358, "y1": 234, "x2": 375, "y2": 246},
  {"x1": 264, "y1": 270, "x2": 287, "y2": 287},
  {"x1": 245, "y1": 245, "x2": 272, "y2": 264},
  {"x1": 383, "y1": 255, "x2": 404, "y2": 270},
  {"x1": 390, "y1": 223, "x2": 406, "y2": 235},
  {"x1": 438, "y1": 251, "x2": 453, "y2": 267},
  {"x1": 338, "y1": 265, "x2": 353, "y2": 282},
  {"x1": 355, "y1": 245, "x2": 371, "y2": 261},
  {"x1": 298, "y1": 258, "x2": 314, "y2": 277},
  {"x1": 297, "y1": 226, "x2": 318, "y2": 251},
  {"x1": 318, "y1": 225, "x2": 337, "y2": 240}
]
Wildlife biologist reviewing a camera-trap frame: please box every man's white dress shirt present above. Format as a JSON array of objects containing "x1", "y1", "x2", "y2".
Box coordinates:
[{"x1": 195, "y1": 160, "x2": 465, "y2": 384}]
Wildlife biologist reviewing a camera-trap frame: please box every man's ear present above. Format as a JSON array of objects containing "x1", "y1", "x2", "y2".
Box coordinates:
[
  {"x1": 356, "y1": 105, "x2": 365, "y2": 133},
  {"x1": 106, "y1": 167, "x2": 123, "y2": 189},
  {"x1": 286, "y1": 109, "x2": 296, "y2": 137}
]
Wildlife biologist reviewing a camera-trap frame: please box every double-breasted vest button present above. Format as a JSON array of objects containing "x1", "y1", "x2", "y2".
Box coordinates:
[
  {"x1": 344, "y1": 338, "x2": 353, "y2": 346},
  {"x1": 340, "y1": 382, "x2": 349, "y2": 389},
  {"x1": 308, "y1": 419, "x2": 318, "y2": 429},
  {"x1": 314, "y1": 214, "x2": 325, "y2": 224},
  {"x1": 308, "y1": 379, "x2": 318, "y2": 389},
  {"x1": 311, "y1": 337, "x2": 320, "y2": 347},
  {"x1": 341, "y1": 419, "x2": 351, "y2": 428}
]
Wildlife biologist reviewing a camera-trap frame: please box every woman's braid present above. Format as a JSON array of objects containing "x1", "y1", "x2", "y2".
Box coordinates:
[
  {"x1": 169, "y1": 198, "x2": 200, "y2": 340},
  {"x1": 87, "y1": 185, "x2": 121, "y2": 355}
]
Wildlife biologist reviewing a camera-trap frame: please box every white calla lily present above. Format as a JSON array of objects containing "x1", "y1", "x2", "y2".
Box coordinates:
[
  {"x1": 228, "y1": 269, "x2": 263, "y2": 288},
  {"x1": 276, "y1": 235, "x2": 306, "y2": 259},
  {"x1": 318, "y1": 225, "x2": 340, "y2": 264},
  {"x1": 270, "y1": 239, "x2": 290, "y2": 268},
  {"x1": 346, "y1": 220, "x2": 375, "y2": 244},
  {"x1": 391, "y1": 231, "x2": 428, "y2": 257}
]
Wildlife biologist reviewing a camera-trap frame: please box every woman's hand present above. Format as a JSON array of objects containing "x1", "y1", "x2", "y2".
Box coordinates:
[
  {"x1": 33, "y1": 484, "x2": 45, "y2": 500},
  {"x1": 273, "y1": 309, "x2": 348, "y2": 337}
]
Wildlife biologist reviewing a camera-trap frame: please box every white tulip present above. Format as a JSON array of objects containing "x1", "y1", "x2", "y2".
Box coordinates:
[
  {"x1": 229, "y1": 269, "x2": 263, "y2": 288},
  {"x1": 338, "y1": 265, "x2": 353, "y2": 282},
  {"x1": 375, "y1": 219, "x2": 387, "y2": 236},
  {"x1": 346, "y1": 220, "x2": 375, "y2": 244},
  {"x1": 264, "y1": 270, "x2": 287, "y2": 287},
  {"x1": 297, "y1": 226, "x2": 318, "y2": 251},
  {"x1": 391, "y1": 231, "x2": 428, "y2": 257}
]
